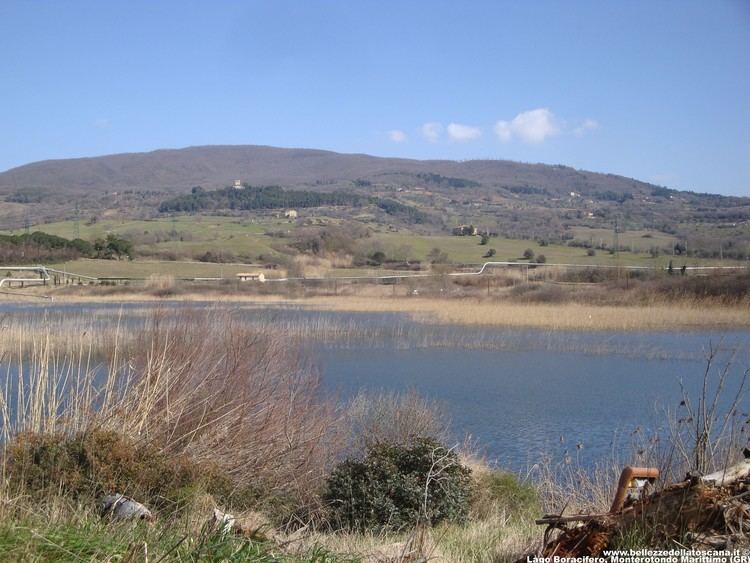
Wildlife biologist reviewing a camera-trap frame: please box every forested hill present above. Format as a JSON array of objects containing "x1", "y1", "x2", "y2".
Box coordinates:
[{"x1": 0, "y1": 144, "x2": 667, "y2": 198}]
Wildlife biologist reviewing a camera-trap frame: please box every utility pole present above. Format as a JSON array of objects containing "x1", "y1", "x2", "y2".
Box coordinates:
[
  {"x1": 74, "y1": 202, "x2": 81, "y2": 239},
  {"x1": 613, "y1": 219, "x2": 621, "y2": 281},
  {"x1": 613, "y1": 219, "x2": 619, "y2": 257}
]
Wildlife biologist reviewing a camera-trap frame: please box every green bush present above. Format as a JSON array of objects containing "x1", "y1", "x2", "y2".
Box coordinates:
[
  {"x1": 324, "y1": 438, "x2": 472, "y2": 532},
  {"x1": 6, "y1": 430, "x2": 233, "y2": 511},
  {"x1": 471, "y1": 471, "x2": 539, "y2": 521}
]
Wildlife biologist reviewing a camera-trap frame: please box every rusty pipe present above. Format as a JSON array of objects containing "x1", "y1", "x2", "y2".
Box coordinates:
[{"x1": 609, "y1": 466, "x2": 659, "y2": 513}]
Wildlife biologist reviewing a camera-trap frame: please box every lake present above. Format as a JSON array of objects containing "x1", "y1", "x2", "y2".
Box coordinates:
[{"x1": 2, "y1": 300, "x2": 749, "y2": 471}]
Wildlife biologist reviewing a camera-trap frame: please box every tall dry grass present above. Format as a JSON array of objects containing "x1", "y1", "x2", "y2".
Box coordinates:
[
  {"x1": 344, "y1": 390, "x2": 450, "y2": 457},
  {"x1": 0, "y1": 308, "x2": 341, "y2": 519},
  {"x1": 304, "y1": 296, "x2": 750, "y2": 330}
]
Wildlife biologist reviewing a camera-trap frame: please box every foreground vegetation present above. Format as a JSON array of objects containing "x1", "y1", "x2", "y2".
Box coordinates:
[
  {"x1": 0, "y1": 306, "x2": 747, "y2": 560},
  {"x1": 0, "y1": 310, "x2": 544, "y2": 561}
]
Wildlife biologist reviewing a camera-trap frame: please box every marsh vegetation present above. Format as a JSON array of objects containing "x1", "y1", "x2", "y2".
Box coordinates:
[{"x1": 0, "y1": 304, "x2": 747, "y2": 560}]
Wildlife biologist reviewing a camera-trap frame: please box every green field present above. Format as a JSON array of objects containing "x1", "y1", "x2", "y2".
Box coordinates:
[
  {"x1": 7, "y1": 216, "x2": 287, "y2": 259},
  {"x1": 369, "y1": 231, "x2": 719, "y2": 268},
  {"x1": 46, "y1": 259, "x2": 408, "y2": 279},
  {"x1": 48, "y1": 259, "x2": 272, "y2": 279},
  {"x1": 4, "y1": 215, "x2": 737, "y2": 280},
  {"x1": 568, "y1": 226, "x2": 677, "y2": 252}
]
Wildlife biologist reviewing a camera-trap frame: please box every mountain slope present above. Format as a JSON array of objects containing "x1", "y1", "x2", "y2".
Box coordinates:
[{"x1": 0, "y1": 144, "x2": 661, "y2": 197}]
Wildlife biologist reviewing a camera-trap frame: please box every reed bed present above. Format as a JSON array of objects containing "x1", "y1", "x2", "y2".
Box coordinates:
[
  {"x1": 0, "y1": 303, "x2": 730, "y2": 362},
  {"x1": 304, "y1": 296, "x2": 750, "y2": 331}
]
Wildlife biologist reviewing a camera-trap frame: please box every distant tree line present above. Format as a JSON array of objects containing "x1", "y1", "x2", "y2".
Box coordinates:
[
  {"x1": 416, "y1": 173, "x2": 480, "y2": 189},
  {"x1": 158, "y1": 185, "x2": 363, "y2": 213},
  {"x1": 158, "y1": 185, "x2": 429, "y2": 223},
  {"x1": 374, "y1": 199, "x2": 428, "y2": 223},
  {"x1": 507, "y1": 185, "x2": 549, "y2": 196},
  {"x1": 594, "y1": 191, "x2": 634, "y2": 203},
  {"x1": 0, "y1": 232, "x2": 132, "y2": 265}
]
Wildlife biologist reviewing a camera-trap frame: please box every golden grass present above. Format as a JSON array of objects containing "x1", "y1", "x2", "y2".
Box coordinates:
[
  {"x1": 301, "y1": 516, "x2": 539, "y2": 563},
  {"x1": 3, "y1": 285, "x2": 748, "y2": 330},
  {"x1": 301, "y1": 296, "x2": 750, "y2": 331}
]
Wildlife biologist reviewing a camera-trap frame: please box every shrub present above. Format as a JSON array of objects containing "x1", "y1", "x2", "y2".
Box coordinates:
[
  {"x1": 368, "y1": 250, "x2": 386, "y2": 265},
  {"x1": 344, "y1": 391, "x2": 449, "y2": 457},
  {"x1": 324, "y1": 438, "x2": 472, "y2": 532},
  {"x1": 535, "y1": 254, "x2": 547, "y2": 264},
  {"x1": 522, "y1": 248, "x2": 534, "y2": 260},
  {"x1": 587, "y1": 249, "x2": 596, "y2": 257},
  {"x1": 471, "y1": 471, "x2": 539, "y2": 521},
  {"x1": 6, "y1": 430, "x2": 233, "y2": 511}
]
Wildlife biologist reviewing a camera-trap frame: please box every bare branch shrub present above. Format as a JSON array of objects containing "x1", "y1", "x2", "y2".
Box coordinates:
[
  {"x1": 343, "y1": 390, "x2": 449, "y2": 457},
  {"x1": 665, "y1": 343, "x2": 749, "y2": 477}
]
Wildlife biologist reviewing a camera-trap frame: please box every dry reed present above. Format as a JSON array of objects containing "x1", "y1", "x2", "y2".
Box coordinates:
[
  {"x1": 303, "y1": 297, "x2": 750, "y2": 331},
  {"x1": 0, "y1": 308, "x2": 341, "y2": 518}
]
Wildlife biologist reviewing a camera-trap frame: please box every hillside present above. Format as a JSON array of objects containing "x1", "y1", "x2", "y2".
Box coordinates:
[
  {"x1": 0, "y1": 144, "x2": 662, "y2": 197},
  {"x1": 1, "y1": 145, "x2": 749, "y2": 261}
]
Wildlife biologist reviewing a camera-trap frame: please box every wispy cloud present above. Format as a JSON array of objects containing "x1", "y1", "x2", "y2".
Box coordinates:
[
  {"x1": 93, "y1": 118, "x2": 111, "y2": 129},
  {"x1": 388, "y1": 129, "x2": 407, "y2": 143},
  {"x1": 494, "y1": 108, "x2": 559, "y2": 144},
  {"x1": 420, "y1": 122, "x2": 443, "y2": 143},
  {"x1": 447, "y1": 122, "x2": 481, "y2": 142},
  {"x1": 573, "y1": 118, "x2": 599, "y2": 137}
]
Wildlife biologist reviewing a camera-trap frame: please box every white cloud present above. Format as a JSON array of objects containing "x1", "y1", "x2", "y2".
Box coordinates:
[
  {"x1": 420, "y1": 122, "x2": 443, "y2": 143},
  {"x1": 494, "y1": 121, "x2": 512, "y2": 143},
  {"x1": 573, "y1": 118, "x2": 599, "y2": 137},
  {"x1": 388, "y1": 129, "x2": 407, "y2": 143},
  {"x1": 447, "y1": 122, "x2": 481, "y2": 142},
  {"x1": 494, "y1": 108, "x2": 560, "y2": 144}
]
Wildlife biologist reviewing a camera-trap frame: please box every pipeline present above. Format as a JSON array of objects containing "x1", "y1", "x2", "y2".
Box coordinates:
[{"x1": 0, "y1": 266, "x2": 50, "y2": 288}]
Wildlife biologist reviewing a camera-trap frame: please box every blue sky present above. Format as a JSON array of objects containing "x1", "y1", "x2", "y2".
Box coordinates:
[{"x1": 1, "y1": 1, "x2": 748, "y2": 195}]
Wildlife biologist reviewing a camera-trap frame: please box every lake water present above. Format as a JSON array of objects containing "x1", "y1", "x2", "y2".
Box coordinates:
[{"x1": 2, "y1": 300, "x2": 749, "y2": 471}]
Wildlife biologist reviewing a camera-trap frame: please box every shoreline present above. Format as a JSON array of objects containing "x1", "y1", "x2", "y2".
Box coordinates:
[{"x1": 1, "y1": 289, "x2": 749, "y2": 331}]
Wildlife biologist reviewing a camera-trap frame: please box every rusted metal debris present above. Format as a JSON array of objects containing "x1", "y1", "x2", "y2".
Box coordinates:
[{"x1": 534, "y1": 461, "x2": 750, "y2": 556}]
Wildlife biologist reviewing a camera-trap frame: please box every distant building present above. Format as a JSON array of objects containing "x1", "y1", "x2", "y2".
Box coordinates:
[
  {"x1": 452, "y1": 224, "x2": 478, "y2": 236},
  {"x1": 233, "y1": 180, "x2": 242, "y2": 189},
  {"x1": 236, "y1": 272, "x2": 265, "y2": 282},
  {"x1": 284, "y1": 209, "x2": 298, "y2": 219}
]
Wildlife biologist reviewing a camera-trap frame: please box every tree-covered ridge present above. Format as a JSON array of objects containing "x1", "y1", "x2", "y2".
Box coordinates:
[
  {"x1": 158, "y1": 185, "x2": 429, "y2": 223},
  {"x1": 158, "y1": 185, "x2": 364, "y2": 213},
  {"x1": 415, "y1": 173, "x2": 480, "y2": 189}
]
